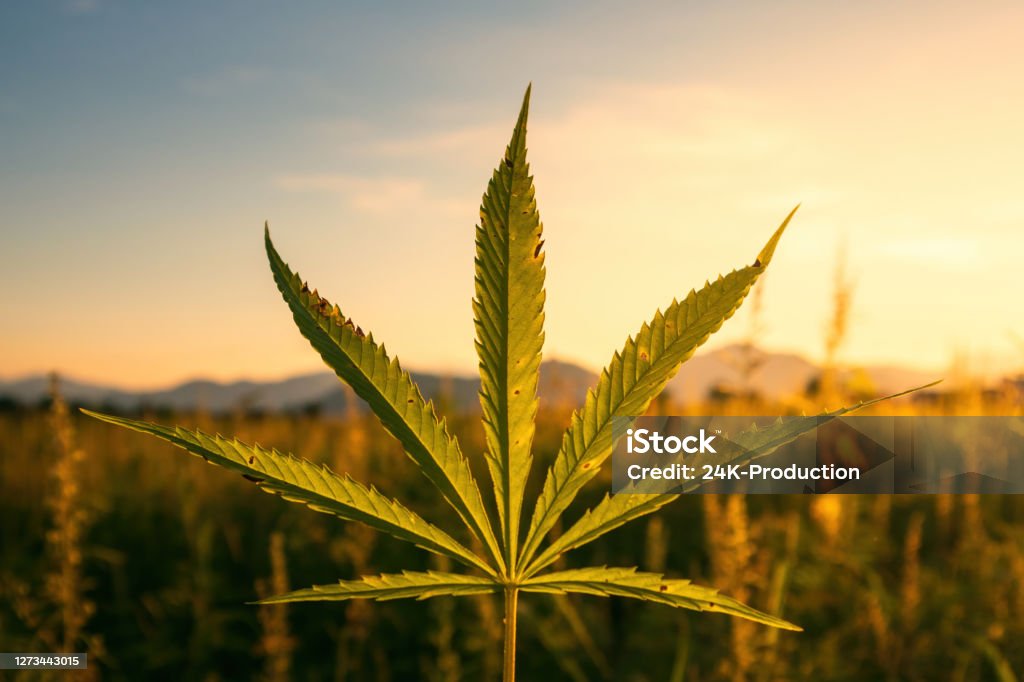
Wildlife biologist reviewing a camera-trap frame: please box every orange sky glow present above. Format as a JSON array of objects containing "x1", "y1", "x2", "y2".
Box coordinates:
[{"x1": 2, "y1": 1, "x2": 1022, "y2": 388}]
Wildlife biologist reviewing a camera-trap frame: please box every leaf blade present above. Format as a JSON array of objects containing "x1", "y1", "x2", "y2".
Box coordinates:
[
  {"x1": 83, "y1": 410, "x2": 495, "y2": 575},
  {"x1": 474, "y1": 86, "x2": 546, "y2": 569},
  {"x1": 265, "y1": 229, "x2": 504, "y2": 573},
  {"x1": 523, "y1": 567, "x2": 801, "y2": 631},
  {"x1": 524, "y1": 383, "x2": 938, "y2": 575},
  {"x1": 520, "y1": 208, "x2": 797, "y2": 571},
  {"x1": 258, "y1": 570, "x2": 500, "y2": 604}
]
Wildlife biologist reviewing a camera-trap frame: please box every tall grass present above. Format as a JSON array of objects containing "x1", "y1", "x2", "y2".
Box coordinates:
[
  {"x1": 0, "y1": 385, "x2": 1021, "y2": 679},
  {"x1": 255, "y1": 531, "x2": 294, "y2": 682},
  {"x1": 0, "y1": 377, "x2": 104, "y2": 680}
]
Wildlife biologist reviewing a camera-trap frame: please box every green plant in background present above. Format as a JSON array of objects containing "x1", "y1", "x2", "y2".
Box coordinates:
[{"x1": 84, "y1": 87, "x2": 918, "y2": 680}]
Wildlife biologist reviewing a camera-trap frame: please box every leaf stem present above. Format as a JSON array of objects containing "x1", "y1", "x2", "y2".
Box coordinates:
[{"x1": 503, "y1": 586, "x2": 519, "y2": 682}]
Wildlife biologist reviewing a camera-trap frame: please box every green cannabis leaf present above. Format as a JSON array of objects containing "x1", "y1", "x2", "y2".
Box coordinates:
[
  {"x1": 84, "y1": 86, "x2": 926, "y2": 681},
  {"x1": 474, "y1": 85, "x2": 546, "y2": 573}
]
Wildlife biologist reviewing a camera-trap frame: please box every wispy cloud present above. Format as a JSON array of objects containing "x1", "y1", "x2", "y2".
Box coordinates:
[
  {"x1": 64, "y1": 0, "x2": 100, "y2": 15},
  {"x1": 879, "y1": 237, "x2": 983, "y2": 270},
  {"x1": 180, "y1": 66, "x2": 274, "y2": 96},
  {"x1": 275, "y1": 173, "x2": 464, "y2": 217},
  {"x1": 338, "y1": 83, "x2": 797, "y2": 165},
  {"x1": 357, "y1": 124, "x2": 506, "y2": 158}
]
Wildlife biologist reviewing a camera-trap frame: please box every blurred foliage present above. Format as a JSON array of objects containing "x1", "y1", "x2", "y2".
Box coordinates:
[{"x1": 1, "y1": 385, "x2": 1022, "y2": 680}]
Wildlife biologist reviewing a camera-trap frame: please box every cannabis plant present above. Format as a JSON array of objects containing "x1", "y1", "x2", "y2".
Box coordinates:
[{"x1": 85, "y1": 87, "x2": 914, "y2": 680}]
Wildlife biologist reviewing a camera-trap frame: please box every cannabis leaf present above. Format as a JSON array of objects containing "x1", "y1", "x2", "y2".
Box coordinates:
[
  {"x1": 265, "y1": 233, "x2": 505, "y2": 572},
  {"x1": 85, "y1": 86, "x2": 926, "y2": 681},
  {"x1": 260, "y1": 570, "x2": 500, "y2": 603},
  {"x1": 518, "y1": 210, "x2": 794, "y2": 574},
  {"x1": 474, "y1": 85, "x2": 546, "y2": 573},
  {"x1": 80, "y1": 413, "x2": 496, "y2": 576},
  {"x1": 522, "y1": 384, "x2": 937, "y2": 575},
  {"x1": 522, "y1": 567, "x2": 801, "y2": 630}
]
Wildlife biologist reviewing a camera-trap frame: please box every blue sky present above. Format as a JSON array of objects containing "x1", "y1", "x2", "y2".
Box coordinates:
[{"x1": 2, "y1": 1, "x2": 1022, "y2": 387}]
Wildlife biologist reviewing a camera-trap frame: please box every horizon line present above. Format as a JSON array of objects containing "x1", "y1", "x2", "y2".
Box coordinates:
[{"x1": 0, "y1": 342, "x2": 968, "y2": 394}]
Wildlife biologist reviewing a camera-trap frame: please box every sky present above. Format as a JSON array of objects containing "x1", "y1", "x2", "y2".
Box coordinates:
[{"x1": 1, "y1": 0, "x2": 1022, "y2": 388}]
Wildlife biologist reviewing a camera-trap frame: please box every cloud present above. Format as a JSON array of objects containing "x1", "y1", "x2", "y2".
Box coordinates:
[
  {"x1": 65, "y1": 0, "x2": 100, "y2": 14},
  {"x1": 341, "y1": 83, "x2": 797, "y2": 165},
  {"x1": 180, "y1": 67, "x2": 275, "y2": 96},
  {"x1": 357, "y1": 124, "x2": 506, "y2": 158},
  {"x1": 879, "y1": 237, "x2": 982, "y2": 270},
  {"x1": 274, "y1": 173, "x2": 464, "y2": 217}
]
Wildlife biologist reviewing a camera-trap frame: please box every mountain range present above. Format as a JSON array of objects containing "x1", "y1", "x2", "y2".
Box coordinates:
[{"x1": 0, "y1": 346, "x2": 940, "y2": 414}]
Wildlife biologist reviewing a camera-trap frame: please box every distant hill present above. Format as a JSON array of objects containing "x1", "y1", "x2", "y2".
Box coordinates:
[
  {"x1": 0, "y1": 372, "x2": 342, "y2": 413},
  {"x1": 665, "y1": 345, "x2": 938, "y2": 403},
  {"x1": 666, "y1": 345, "x2": 816, "y2": 403},
  {"x1": 0, "y1": 360, "x2": 599, "y2": 415},
  {"x1": 0, "y1": 347, "x2": 941, "y2": 414}
]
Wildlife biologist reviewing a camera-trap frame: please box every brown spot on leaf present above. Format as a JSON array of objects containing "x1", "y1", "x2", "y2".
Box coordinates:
[
  {"x1": 300, "y1": 283, "x2": 310, "y2": 294},
  {"x1": 248, "y1": 456, "x2": 255, "y2": 465},
  {"x1": 753, "y1": 258, "x2": 761, "y2": 267},
  {"x1": 640, "y1": 352, "x2": 648, "y2": 361},
  {"x1": 659, "y1": 585, "x2": 668, "y2": 592},
  {"x1": 582, "y1": 462, "x2": 591, "y2": 470},
  {"x1": 533, "y1": 240, "x2": 544, "y2": 258},
  {"x1": 513, "y1": 389, "x2": 520, "y2": 396},
  {"x1": 504, "y1": 156, "x2": 513, "y2": 168}
]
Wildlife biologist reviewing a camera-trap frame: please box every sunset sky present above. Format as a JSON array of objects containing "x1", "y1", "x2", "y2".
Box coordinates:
[{"x1": 2, "y1": 1, "x2": 1022, "y2": 388}]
